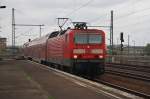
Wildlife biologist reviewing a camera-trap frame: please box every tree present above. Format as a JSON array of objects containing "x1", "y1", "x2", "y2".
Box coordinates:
[{"x1": 144, "y1": 44, "x2": 150, "y2": 55}]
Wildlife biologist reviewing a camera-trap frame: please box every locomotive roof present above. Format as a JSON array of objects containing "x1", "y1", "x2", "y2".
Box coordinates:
[
  {"x1": 71, "y1": 28, "x2": 102, "y2": 31},
  {"x1": 68, "y1": 28, "x2": 105, "y2": 34},
  {"x1": 23, "y1": 28, "x2": 105, "y2": 47}
]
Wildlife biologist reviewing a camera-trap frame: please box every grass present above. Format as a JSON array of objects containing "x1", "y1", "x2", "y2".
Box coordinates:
[
  {"x1": 26, "y1": 75, "x2": 32, "y2": 80},
  {"x1": 48, "y1": 96, "x2": 55, "y2": 99}
]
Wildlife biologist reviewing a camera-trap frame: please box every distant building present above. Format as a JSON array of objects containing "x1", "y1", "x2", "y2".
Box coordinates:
[{"x1": 0, "y1": 37, "x2": 7, "y2": 51}]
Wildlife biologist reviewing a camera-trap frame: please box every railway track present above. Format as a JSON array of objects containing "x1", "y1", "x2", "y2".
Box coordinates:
[
  {"x1": 94, "y1": 78, "x2": 150, "y2": 99},
  {"x1": 106, "y1": 63, "x2": 150, "y2": 81},
  {"x1": 106, "y1": 63, "x2": 150, "y2": 73},
  {"x1": 106, "y1": 67, "x2": 150, "y2": 82},
  {"x1": 93, "y1": 63, "x2": 150, "y2": 98},
  {"x1": 106, "y1": 70, "x2": 150, "y2": 82}
]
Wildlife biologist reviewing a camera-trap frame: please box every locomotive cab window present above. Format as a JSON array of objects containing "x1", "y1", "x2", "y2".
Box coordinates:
[
  {"x1": 74, "y1": 33, "x2": 102, "y2": 44},
  {"x1": 49, "y1": 31, "x2": 59, "y2": 38}
]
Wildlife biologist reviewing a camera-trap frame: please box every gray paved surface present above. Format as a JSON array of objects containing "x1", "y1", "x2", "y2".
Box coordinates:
[
  {"x1": 0, "y1": 60, "x2": 48, "y2": 99},
  {"x1": 0, "y1": 60, "x2": 120, "y2": 99}
]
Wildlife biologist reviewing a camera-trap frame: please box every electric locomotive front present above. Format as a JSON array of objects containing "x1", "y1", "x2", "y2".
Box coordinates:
[{"x1": 68, "y1": 28, "x2": 106, "y2": 77}]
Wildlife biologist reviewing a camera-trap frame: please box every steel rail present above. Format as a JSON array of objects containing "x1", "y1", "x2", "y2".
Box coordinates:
[
  {"x1": 106, "y1": 70, "x2": 150, "y2": 82},
  {"x1": 106, "y1": 64, "x2": 150, "y2": 73},
  {"x1": 94, "y1": 79, "x2": 150, "y2": 99}
]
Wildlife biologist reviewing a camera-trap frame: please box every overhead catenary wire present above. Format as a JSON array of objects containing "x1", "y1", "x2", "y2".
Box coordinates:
[
  {"x1": 65, "y1": 0, "x2": 94, "y2": 17},
  {"x1": 88, "y1": 0, "x2": 150, "y2": 24},
  {"x1": 86, "y1": 0, "x2": 135, "y2": 24},
  {"x1": 15, "y1": 28, "x2": 34, "y2": 38},
  {"x1": 115, "y1": 6, "x2": 150, "y2": 22},
  {"x1": 115, "y1": 15, "x2": 150, "y2": 29}
]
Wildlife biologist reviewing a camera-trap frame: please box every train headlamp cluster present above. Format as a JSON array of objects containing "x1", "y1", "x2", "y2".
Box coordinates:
[
  {"x1": 73, "y1": 49, "x2": 85, "y2": 54},
  {"x1": 73, "y1": 49, "x2": 103, "y2": 54}
]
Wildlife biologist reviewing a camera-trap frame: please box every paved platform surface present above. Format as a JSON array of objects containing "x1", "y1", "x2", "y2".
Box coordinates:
[{"x1": 0, "y1": 60, "x2": 132, "y2": 99}]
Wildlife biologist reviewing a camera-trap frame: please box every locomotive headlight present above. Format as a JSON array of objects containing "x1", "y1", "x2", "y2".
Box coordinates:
[
  {"x1": 73, "y1": 49, "x2": 85, "y2": 54},
  {"x1": 99, "y1": 55, "x2": 103, "y2": 59},
  {"x1": 73, "y1": 55, "x2": 78, "y2": 59},
  {"x1": 91, "y1": 49, "x2": 103, "y2": 54}
]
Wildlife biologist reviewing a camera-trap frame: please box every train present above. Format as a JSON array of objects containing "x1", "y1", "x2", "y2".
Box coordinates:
[{"x1": 23, "y1": 22, "x2": 106, "y2": 78}]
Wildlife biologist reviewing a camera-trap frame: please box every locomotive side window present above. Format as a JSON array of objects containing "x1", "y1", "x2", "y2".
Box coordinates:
[{"x1": 74, "y1": 33, "x2": 102, "y2": 44}]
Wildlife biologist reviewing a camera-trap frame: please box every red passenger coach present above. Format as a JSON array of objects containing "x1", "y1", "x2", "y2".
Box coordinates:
[{"x1": 23, "y1": 23, "x2": 106, "y2": 78}]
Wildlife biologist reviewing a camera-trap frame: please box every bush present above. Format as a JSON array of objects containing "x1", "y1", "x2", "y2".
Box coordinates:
[{"x1": 144, "y1": 44, "x2": 150, "y2": 55}]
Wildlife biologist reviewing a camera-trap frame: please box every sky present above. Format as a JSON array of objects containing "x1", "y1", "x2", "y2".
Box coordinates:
[{"x1": 0, "y1": 0, "x2": 150, "y2": 46}]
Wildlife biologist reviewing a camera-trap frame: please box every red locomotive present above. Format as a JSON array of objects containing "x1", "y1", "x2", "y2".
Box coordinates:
[{"x1": 23, "y1": 22, "x2": 106, "y2": 77}]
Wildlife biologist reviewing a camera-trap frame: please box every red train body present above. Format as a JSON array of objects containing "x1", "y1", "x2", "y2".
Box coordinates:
[{"x1": 23, "y1": 27, "x2": 106, "y2": 77}]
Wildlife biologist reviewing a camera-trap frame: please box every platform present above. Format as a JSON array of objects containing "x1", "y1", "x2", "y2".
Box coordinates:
[{"x1": 0, "y1": 60, "x2": 141, "y2": 99}]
